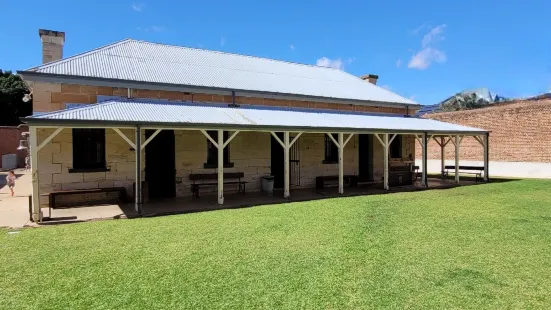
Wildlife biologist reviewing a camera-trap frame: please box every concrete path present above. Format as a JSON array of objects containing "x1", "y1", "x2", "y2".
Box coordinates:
[
  {"x1": 417, "y1": 159, "x2": 551, "y2": 179},
  {"x1": 0, "y1": 168, "x2": 33, "y2": 228}
]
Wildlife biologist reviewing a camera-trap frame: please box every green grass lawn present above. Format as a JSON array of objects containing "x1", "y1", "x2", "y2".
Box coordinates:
[{"x1": 2, "y1": 180, "x2": 551, "y2": 309}]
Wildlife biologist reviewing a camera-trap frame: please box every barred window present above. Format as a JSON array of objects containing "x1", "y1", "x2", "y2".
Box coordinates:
[
  {"x1": 324, "y1": 134, "x2": 338, "y2": 163},
  {"x1": 72, "y1": 129, "x2": 106, "y2": 170}
]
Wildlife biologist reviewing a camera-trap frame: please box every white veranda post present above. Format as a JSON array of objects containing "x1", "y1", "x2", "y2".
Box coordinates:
[
  {"x1": 29, "y1": 126, "x2": 64, "y2": 222},
  {"x1": 200, "y1": 129, "x2": 240, "y2": 205},
  {"x1": 455, "y1": 135, "x2": 460, "y2": 183},
  {"x1": 384, "y1": 134, "x2": 389, "y2": 190},
  {"x1": 270, "y1": 131, "x2": 302, "y2": 198},
  {"x1": 422, "y1": 133, "x2": 428, "y2": 188},
  {"x1": 115, "y1": 128, "x2": 145, "y2": 214},
  {"x1": 218, "y1": 129, "x2": 224, "y2": 204},
  {"x1": 474, "y1": 134, "x2": 490, "y2": 182},
  {"x1": 30, "y1": 126, "x2": 40, "y2": 222},
  {"x1": 327, "y1": 133, "x2": 354, "y2": 194},
  {"x1": 414, "y1": 134, "x2": 428, "y2": 188},
  {"x1": 432, "y1": 136, "x2": 452, "y2": 180},
  {"x1": 440, "y1": 137, "x2": 445, "y2": 178},
  {"x1": 284, "y1": 132, "x2": 290, "y2": 198},
  {"x1": 483, "y1": 133, "x2": 490, "y2": 182},
  {"x1": 338, "y1": 133, "x2": 344, "y2": 194},
  {"x1": 135, "y1": 127, "x2": 142, "y2": 214},
  {"x1": 374, "y1": 133, "x2": 395, "y2": 191}
]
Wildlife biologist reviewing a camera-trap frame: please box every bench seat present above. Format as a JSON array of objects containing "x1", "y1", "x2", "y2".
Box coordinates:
[
  {"x1": 444, "y1": 165, "x2": 485, "y2": 182},
  {"x1": 43, "y1": 187, "x2": 127, "y2": 219},
  {"x1": 49, "y1": 187, "x2": 127, "y2": 208},
  {"x1": 316, "y1": 175, "x2": 359, "y2": 190},
  {"x1": 189, "y1": 172, "x2": 248, "y2": 198}
]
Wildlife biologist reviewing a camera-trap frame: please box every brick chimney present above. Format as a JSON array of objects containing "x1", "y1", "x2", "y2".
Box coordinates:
[
  {"x1": 38, "y1": 29, "x2": 65, "y2": 64},
  {"x1": 360, "y1": 74, "x2": 378, "y2": 85}
]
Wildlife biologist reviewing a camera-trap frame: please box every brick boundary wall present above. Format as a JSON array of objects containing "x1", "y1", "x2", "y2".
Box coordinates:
[
  {"x1": 0, "y1": 126, "x2": 28, "y2": 168},
  {"x1": 415, "y1": 99, "x2": 551, "y2": 163}
]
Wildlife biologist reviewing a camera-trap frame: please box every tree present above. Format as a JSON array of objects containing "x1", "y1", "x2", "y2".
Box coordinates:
[{"x1": 0, "y1": 69, "x2": 32, "y2": 125}]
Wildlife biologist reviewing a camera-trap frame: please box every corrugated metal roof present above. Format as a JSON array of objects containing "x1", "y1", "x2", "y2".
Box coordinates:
[
  {"x1": 24, "y1": 39, "x2": 416, "y2": 106},
  {"x1": 24, "y1": 99, "x2": 487, "y2": 134}
]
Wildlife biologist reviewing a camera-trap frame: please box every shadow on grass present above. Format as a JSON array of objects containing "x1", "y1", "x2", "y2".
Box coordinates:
[
  {"x1": 435, "y1": 268, "x2": 507, "y2": 292},
  {"x1": 427, "y1": 174, "x2": 521, "y2": 185},
  {"x1": 40, "y1": 218, "x2": 85, "y2": 226},
  {"x1": 125, "y1": 180, "x2": 511, "y2": 220}
]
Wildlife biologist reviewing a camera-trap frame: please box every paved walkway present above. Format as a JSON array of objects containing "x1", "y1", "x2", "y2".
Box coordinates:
[
  {"x1": 419, "y1": 159, "x2": 551, "y2": 179},
  {"x1": 0, "y1": 168, "x2": 33, "y2": 228}
]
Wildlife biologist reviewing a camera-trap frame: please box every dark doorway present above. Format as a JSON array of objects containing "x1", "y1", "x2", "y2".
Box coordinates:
[
  {"x1": 145, "y1": 130, "x2": 176, "y2": 199},
  {"x1": 358, "y1": 134, "x2": 374, "y2": 182},
  {"x1": 271, "y1": 132, "x2": 284, "y2": 188}
]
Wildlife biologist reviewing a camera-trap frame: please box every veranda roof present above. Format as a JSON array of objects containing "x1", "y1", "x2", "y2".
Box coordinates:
[{"x1": 22, "y1": 99, "x2": 488, "y2": 135}]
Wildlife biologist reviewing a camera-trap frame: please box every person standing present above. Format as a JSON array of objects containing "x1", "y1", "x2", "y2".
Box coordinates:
[
  {"x1": 6, "y1": 170, "x2": 17, "y2": 196},
  {"x1": 25, "y1": 155, "x2": 30, "y2": 171}
]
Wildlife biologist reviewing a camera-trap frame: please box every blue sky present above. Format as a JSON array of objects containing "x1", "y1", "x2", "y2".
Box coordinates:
[{"x1": 1, "y1": 0, "x2": 550, "y2": 105}]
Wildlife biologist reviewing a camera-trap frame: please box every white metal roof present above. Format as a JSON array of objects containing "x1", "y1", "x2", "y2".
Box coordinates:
[
  {"x1": 23, "y1": 39, "x2": 416, "y2": 106},
  {"x1": 24, "y1": 99, "x2": 487, "y2": 134}
]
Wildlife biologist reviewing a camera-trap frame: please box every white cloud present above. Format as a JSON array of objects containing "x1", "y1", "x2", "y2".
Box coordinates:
[
  {"x1": 131, "y1": 3, "x2": 144, "y2": 11},
  {"x1": 138, "y1": 25, "x2": 166, "y2": 33},
  {"x1": 220, "y1": 37, "x2": 226, "y2": 47},
  {"x1": 150, "y1": 25, "x2": 165, "y2": 32},
  {"x1": 290, "y1": 44, "x2": 295, "y2": 50},
  {"x1": 316, "y1": 57, "x2": 344, "y2": 70},
  {"x1": 408, "y1": 48, "x2": 447, "y2": 70},
  {"x1": 409, "y1": 95, "x2": 416, "y2": 100},
  {"x1": 411, "y1": 23, "x2": 428, "y2": 35},
  {"x1": 421, "y1": 24, "x2": 446, "y2": 47},
  {"x1": 408, "y1": 24, "x2": 447, "y2": 70},
  {"x1": 396, "y1": 59, "x2": 402, "y2": 67},
  {"x1": 348, "y1": 57, "x2": 355, "y2": 64}
]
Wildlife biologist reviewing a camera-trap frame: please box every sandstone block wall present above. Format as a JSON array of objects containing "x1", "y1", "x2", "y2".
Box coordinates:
[
  {"x1": 173, "y1": 130, "x2": 272, "y2": 196},
  {"x1": 37, "y1": 128, "x2": 141, "y2": 207}
]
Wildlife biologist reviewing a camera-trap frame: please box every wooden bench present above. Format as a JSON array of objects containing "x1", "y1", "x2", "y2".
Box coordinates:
[
  {"x1": 189, "y1": 172, "x2": 248, "y2": 198},
  {"x1": 444, "y1": 165, "x2": 485, "y2": 182},
  {"x1": 47, "y1": 187, "x2": 127, "y2": 214},
  {"x1": 316, "y1": 175, "x2": 359, "y2": 190}
]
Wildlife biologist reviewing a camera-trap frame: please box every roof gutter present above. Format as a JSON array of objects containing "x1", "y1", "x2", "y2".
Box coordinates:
[
  {"x1": 19, "y1": 117, "x2": 489, "y2": 136},
  {"x1": 18, "y1": 71, "x2": 421, "y2": 109}
]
